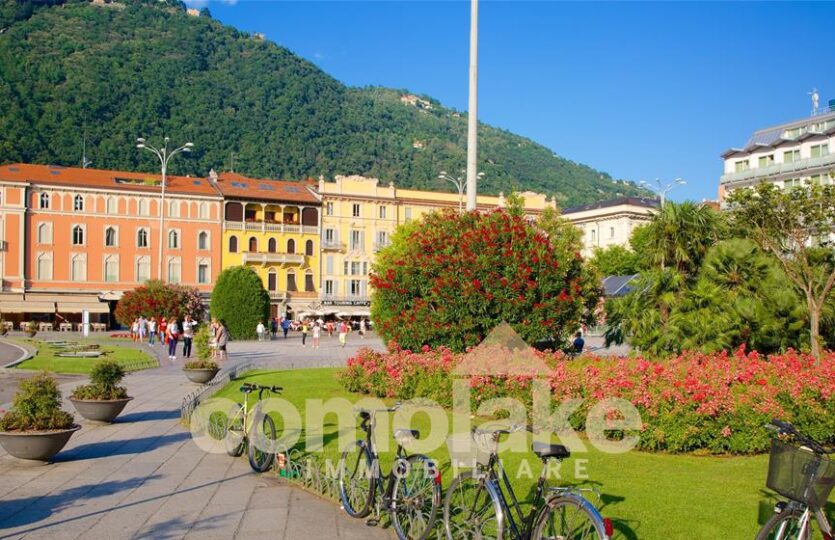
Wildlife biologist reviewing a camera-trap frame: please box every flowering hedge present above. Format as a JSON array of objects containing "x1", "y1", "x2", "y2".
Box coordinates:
[
  {"x1": 115, "y1": 280, "x2": 204, "y2": 326},
  {"x1": 340, "y1": 346, "x2": 835, "y2": 454},
  {"x1": 370, "y1": 209, "x2": 598, "y2": 352}
]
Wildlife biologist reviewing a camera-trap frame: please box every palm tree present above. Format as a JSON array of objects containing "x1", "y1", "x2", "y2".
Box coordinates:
[{"x1": 643, "y1": 202, "x2": 725, "y2": 277}]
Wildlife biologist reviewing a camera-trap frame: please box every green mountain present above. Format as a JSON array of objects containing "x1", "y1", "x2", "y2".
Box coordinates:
[{"x1": 0, "y1": 0, "x2": 646, "y2": 206}]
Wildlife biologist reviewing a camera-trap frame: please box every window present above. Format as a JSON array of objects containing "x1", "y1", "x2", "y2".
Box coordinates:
[
  {"x1": 305, "y1": 239, "x2": 314, "y2": 256},
  {"x1": 198, "y1": 231, "x2": 209, "y2": 250},
  {"x1": 105, "y1": 227, "x2": 117, "y2": 247},
  {"x1": 811, "y1": 144, "x2": 829, "y2": 158},
  {"x1": 267, "y1": 269, "x2": 277, "y2": 291},
  {"x1": 784, "y1": 178, "x2": 803, "y2": 189},
  {"x1": 167, "y1": 258, "x2": 181, "y2": 283},
  {"x1": 326, "y1": 202, "x2": 334, "y2": 216},
  {"x1": 72, "y1": 225, "x2": 85, "y2": 246},
  {"x1": 404, "y1": 207, "x2": 412, "y2": 221},
  {"x1": 106, "y1": 197, "x2": 117, "y2": 214},
  {"x1": 324, "y1": 229, "x2": 335, "y2": 243},
  {"x1": 324, "y1": 279, "x2": 334, "y2": 296},
  {"x1": 36, "y1": 253, "x2": 52, "y2": 280},
  {"x1": 168, "y1": 230, "x2": 179, "y2": 249},
  {"x1": 326, "y1": 255, "x2": 334, "y2": 274},
  {"x1": 136, "y1": 256, "x2": 151, "y2": 283},
  {"x1": 734, "y1": 160, "x2": 750, "y2": 173},
  {"x1": 139, "y1": 199, "x2": 149, "y2": 216},
  {"x1": 248, "y1": 237, "x2": 258, "y2": 252},
  {"x1": 349, "y1": 279, "x2": 362, "y2": 296},
  {"x1": 379, "y1": 206, "x2": 387, "y2": 219},
  {"x1": 783, "y1": 149, "x2": 800, "y2": 163},
  {"x1": 758, "y1": 154, "x2": 774, "y2": 168},
  {"x1": 376, "y1": 231, "x2": 388, "y2": 248},
  {"x1": 229, "y1": 236, "x2": 238, "y2": 253},
  {"x1": 137, "y1": 228, "x2": 149, "y2": 248},
  {"x1": 362, "y1": 262, "x2": 368, "y2": 275},
  {"x1": 287, "y1": 239, "x2": 295, "y2": 254},
  {"x1": 350, "y1": 230, "x2": 363, "y2": 251},
  {"x1": 609, "y1": 227, "x2": 615, "y2": 239},
  {"x1": 287, "y1": 270, "x2": 297, "y2": 292},
  {"x1": 305, "y1": 272, "x2": 315, "y2": 292},
  {"x1": 810, "y1": 174, "x2": 825, "y2": 186},
  {"x1": 591, "y1": 229, "x2": 596, "y2": 242},
  {"x1": 39, "y1": 193, "x2": 49, "y2": 209},
  {"x1": 104, "y1": 256, "x2": 119, "y2": 282},
  {"x1": 268, "y1": 238, "x2": 277, "y2": 253},
  {"x1": 168, "y1": 200, "x2": 179, "y2": 217},
  {"x1": 198, "y1": 261, "x2": 210, "y2": 284},
  {"x1": 74, "y1": 195, "x2": 84, "y2": 211},
  {"x1": 344, "y1": 261, "x2": 349, "y2": 275},
  {"x1": 71, "y1": 254, "x2": 86, "y2": 281},
  {"x1": 37, "y1": 223, "x2": 52, "y2": 244},
  {"x1": 199, "y1": 202, "x2": 209, "y2": 219},
  {"x1": 350, "y1": 261, "x2": 361, "y2": 276},
  {"x1": 352, "y1": 203, "x2": 361, "y2": 218}
]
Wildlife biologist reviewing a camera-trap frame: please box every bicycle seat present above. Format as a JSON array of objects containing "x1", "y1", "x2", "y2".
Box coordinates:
[
  {"x1": 532, "y1": 442, "x2": 570, "y2": 460},
  {"x1": 394, "y1": 429, "x2": 419, "y2": 445}
]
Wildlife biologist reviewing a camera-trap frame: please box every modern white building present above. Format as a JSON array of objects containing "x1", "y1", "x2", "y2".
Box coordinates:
[
  {"x1": 719, "y1": 107, "x2": 835, "y2": 201},
  {"x1": 562, "y1": 197, "x2": 659, "y2": 257}
]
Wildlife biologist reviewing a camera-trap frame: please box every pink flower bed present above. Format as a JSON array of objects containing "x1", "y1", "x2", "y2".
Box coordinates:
[{"x1": 340, "y1": 346, "x2": 835, "y2": 454}]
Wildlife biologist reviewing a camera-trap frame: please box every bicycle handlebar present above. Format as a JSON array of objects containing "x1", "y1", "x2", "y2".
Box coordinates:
[
  {"x1": 768, "y1": 419, "x2": 832, "y2": 454},
  {"x1": 355, "y1": 402, "x2": 402, "y2": 416},
  {"x1": 240, "y1": 383, "x2": 283, "y2": 394},
  {"x1": 473, "y1": 423, "x2": 527, "y2": 437}
]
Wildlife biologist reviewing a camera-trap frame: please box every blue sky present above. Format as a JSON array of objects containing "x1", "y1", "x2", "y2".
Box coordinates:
[{"x1": 191, "y1": 1, "x2": 835, "y2": 202}]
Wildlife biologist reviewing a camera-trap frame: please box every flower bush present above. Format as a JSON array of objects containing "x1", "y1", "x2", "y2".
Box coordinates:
[
  {"x1": 115, "y1": 280, "x2": 204, "y2": 327},
  {"x1": 340, "y1": 346, "x2": 835, "y2": 454}
]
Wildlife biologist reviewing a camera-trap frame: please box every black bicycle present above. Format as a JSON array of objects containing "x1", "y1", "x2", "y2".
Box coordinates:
[
  {"x1": 755, "y1": 419, "x2": 835, "y2": 540},
  {"x1": 224, "y1": 382, "x2": 282, "y2": 473},
  {"x1": 444, "y1": 424, "x2": 612, "y2": 540},
  {"x1": 338, "y1": 403, "x2": 442, "y2": 540}
]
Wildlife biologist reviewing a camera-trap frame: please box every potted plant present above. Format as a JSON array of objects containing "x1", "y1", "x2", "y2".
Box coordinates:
[
  {"x1": 26, "y1": 320, "x2": 38, "y2": 338},
  {"x1": 0, "y1": 373, "x2": 80, "y2": 460},
  {"x1": 183, "y1": 326, "x2": 219, "y2": 384},
  {"x1": 69, "y1": 360, "x2": 132, "y2": 423}
]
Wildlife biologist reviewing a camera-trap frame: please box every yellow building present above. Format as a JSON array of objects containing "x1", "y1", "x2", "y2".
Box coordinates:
[
  {"x1": 212, "y1": 170, "x2": 321, "y2": 318},
  {"x1": 315, "y1": 175, "x2": 556, "y2": 316}
]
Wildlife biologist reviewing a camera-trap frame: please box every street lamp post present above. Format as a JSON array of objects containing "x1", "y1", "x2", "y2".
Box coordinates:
[
  {"x1": 640, "y1": 177, "x2": 686, "y2": 207},
  {"x1": 465, "y1": 0, "x2": 479, "y2": 211},
  {"x1": 440, "y1": 170, "x2": 484, "y2": 212},
  {"x1": 136, "y1": 137, "x2": 194, "y2": 281}
]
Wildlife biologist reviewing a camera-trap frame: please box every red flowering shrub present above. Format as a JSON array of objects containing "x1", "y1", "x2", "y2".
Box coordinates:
[
  {"x1": 340, "y1": 346, "x2": 835, "y2": 454},
  {"x1": 115, "y1": 280, "x2": 205, "y2": 327},
  {"x1": 370, "y1": 209, "x2": 596, "y2": 352}
]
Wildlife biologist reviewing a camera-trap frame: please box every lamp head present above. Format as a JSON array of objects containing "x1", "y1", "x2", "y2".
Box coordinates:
[
  {"x1": 136, "y1": 143, "x2": 145, "y2": 149},
  {"x1": 185, "y1": 142, "x2": 194, "y2": 148},
  {"x1": 439, "y1": 171, "x2": 447, "y2": 176}
]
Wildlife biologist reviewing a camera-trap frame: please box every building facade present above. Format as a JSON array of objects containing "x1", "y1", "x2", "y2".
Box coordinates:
[
  {"x1": 213, "y1": 171, "x2": 321, "y2": 318},
  {"x1": 719, "y1": 109, "x2": 835, "y2": 201},
  {"x1": 561, "y1": 197, "x2": 658, "y2": 257}
]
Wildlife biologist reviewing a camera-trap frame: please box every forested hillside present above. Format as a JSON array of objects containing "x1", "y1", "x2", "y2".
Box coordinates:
[{"x1": 0, "y1": 0, "x2": 646, "y2": 205}]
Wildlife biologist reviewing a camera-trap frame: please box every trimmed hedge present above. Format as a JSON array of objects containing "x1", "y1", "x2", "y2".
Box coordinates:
[{"x1": 209, "y1": 266, "x2": 270, "y2": 340}]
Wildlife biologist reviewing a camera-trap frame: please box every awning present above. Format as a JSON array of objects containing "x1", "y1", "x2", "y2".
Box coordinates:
[
  {"x1": 0, "y1": 301, "x2": 56, "y2": 314},
  {"x1": 56, "y1": 302, "x2": 110, "y2": 314}
]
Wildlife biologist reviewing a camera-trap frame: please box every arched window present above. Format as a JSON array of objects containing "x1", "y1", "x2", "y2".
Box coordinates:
[
  {"x1": 305, "y1": 271, "x2": 315, "y2": 292},
  {"x1": 268, "y1": 238, "x2": 277, "y2": 253},
  {"x1": 137, "y1": 228, "x2": 149, "y2": 248},
  {"x1": 267, "y1": 269, "x2": 277, "y2": 291},
  {"x1": 199, "y1": 202, "x2": 209, "y2": 219},
  {"x1": 248, "y1": 237, "x2": 258, "y2": 252},
  {"x1": 39, "y1": 193, "x2": 50, "y2": 209},
  {"x1": 73, "y1": 195, "x2": 84, "y2": 211},
  {"x1": 286, "y1": 270, "x2": 297, "y2": 292},
  {"x1": 168, "y1": 230, "x2": 179, "y2": 249},
  {"x1": 71, "y1": 254, "x2": 86, "y2": 281},
  {"x1": 71, "y1": 225, "x2": 84, "y2": 246},
  {"x1": 287, "y1": 239, "x2": 296, "y2": 254},
  {"x1": 36, "y1": 253, "x2": 52, "y2": 280},
  {"x1": 167, "y1": 257, "x2": 181, "y2": 283},
  {"x1": 105, "y1": 227, "x2": 117, "y2": 247},
  {"x1": 198, "y1": 231, "x2": 209, "y2": 250},
  {"x1": 106, "y1": 197, "x2": 117, "y2": 214},
  {"x1": 136, "y1": 256, "x2": 151, "y2": 282},
  {"x1": 104, "y1": 255, "x2": 119, "y2": 282},
  {"x1": 229, "y1": 236, "x2": 238, "y2": 253},
  {"x1": 197, "y1": 259, "x2": 210, "y2": 284},
  {"x1": 168, "y1": 200, "x2": 179, "y2": 218},
  {"x1": 305, "y1": 239, "x2": 314, "y2": 256},
  {"x1": 37, "y1": 223, "x2": 52, "y2": 244},
  {"x1": 138, "y1": 199, "x2": 149, "y2": 216}
]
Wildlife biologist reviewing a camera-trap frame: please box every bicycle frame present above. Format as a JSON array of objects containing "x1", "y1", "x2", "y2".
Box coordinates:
[
  {"x1": 778, "y1": 501, "x2": 834, "y2": 540},
  {"x1": 356, "y1": 409, "x2": 411, "y2": 507}
]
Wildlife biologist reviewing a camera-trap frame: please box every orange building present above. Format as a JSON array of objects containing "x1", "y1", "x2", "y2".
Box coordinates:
[{"x1": 0, "y1": 163, "x2": 223, "y2": 325}]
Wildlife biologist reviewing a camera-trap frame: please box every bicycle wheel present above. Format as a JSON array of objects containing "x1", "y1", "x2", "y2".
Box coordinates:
[
  {"x1": 338, "y1": 443, "x2": 376, "y2": 518},
  {"x1": 755, "y1": 508, "x2": 811, "y2": 540},
  {"x1": 532, "y1": 494, "x2": 607, "y2": 540},
  {"x1": 248, "y1": 414, "x2": 276, "y2": 472},
  {"x1": 391, "y1": 455, "x2": 442, "y2": 540},
  {"x1": 225, "y1": 405, "x2": 245, "y2": 457},
  {"x1": 443, "y1": 472, "x2": 503, "y2": 540}
]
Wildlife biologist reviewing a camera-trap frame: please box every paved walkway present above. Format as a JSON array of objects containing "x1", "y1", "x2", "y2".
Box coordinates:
[{"x1": 0, "y1": 334, "x2": 393, "y2": 540}]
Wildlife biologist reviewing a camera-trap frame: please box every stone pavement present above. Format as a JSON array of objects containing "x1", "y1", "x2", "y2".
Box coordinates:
[{"x1": 0, "y1": 334, "x2": 393, "y2": 540}]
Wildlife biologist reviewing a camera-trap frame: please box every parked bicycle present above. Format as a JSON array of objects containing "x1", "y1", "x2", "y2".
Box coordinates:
[
  {"x1": 755, "y1": 419, "x2": 835, "y2": 540},
  {"x1": 338, "y1": 403, "x2": 442, "y2": 540},
  {"x1": 224, "y1": 382, "x2": 283, "y2": 473},
  {"x1": 444, "y1": 423, "x2": 613, "y2": 540}
]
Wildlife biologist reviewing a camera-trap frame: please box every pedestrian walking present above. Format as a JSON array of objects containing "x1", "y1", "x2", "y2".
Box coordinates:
[
  {"x1": 281, "y1": 317, "x2": 290, "y2": 339},
  {"x1": 338, "y1": 320, "x2": 348, "y2": 348},
  {"x1": 159, "y1": 318, "x2": 168, "y2": 347},
  {"x1": 166, "y1": 317, "x2": 179, "y2": 360},
  {"x1": 148, "y1": 317, "x2": 157, "y2": 345},
  {"x1": 209, "y1": 318, "x2": 219, "y2": 362},
  {"x1": 182, "y1": 315, "x2": 195, "y2": 359},
  {"x1": 359, "y1": 318, "x2": 366, "y2": 339},
  {"x1": 312, "y1": 322, "x2": 321, "y2": 349},
  {"x1": 215, "y1": 319, "x2": 229, "y2": 363},
  {"x1": 326, "y1": 321, "x2": 334, "y2": 337},
  {"x1": 131, "y1": 318, "x2": 139, "y2": 342},
  {"x1": 301, "y1": 320, "x2": 309, "y2": 347},
  {"x1": 256, "y1": 321, "x2": 266, "y2": 342},
  {"x1": 270, "y1": 318, "x2": 278, "y2": 340}
]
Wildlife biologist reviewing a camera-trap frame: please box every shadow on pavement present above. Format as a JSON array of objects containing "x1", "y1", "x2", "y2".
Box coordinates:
[
  {"x1": 54, "y1": 432, "x2": 191, "y2": 462},
  {"x1": 115, "y1": 409, "x2": 181, "y2": 423}
]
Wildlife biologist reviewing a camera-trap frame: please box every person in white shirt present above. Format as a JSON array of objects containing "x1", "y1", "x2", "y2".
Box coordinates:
[
  {"x1": 148, "y1": 318, "x2": 157, "y2": 345},
  {"x1": 181, "y1": 315, "x2": 196, "y2": 358},
  {"x1": 256, "y1": 321, "x2": 266, "y2": 342},
  {"x1": 312, "y1": 322, "x2": 321, "y2": 349}
]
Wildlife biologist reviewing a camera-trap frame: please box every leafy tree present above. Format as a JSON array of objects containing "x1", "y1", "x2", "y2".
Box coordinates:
[
  {"x1": 371, "y1": 209, "x2": 597, "y2": 352},
  {"x1": 728, "y1": 183, "x2": 835, "y2": 357},
  {"x1": 209, "y1": 266, "x2": 269, "y2": 340},
  {"x1": 642, "y1": 202, "x2": 725, "y2": 276},
  {"x1": 115, "y1": 280, "x2": 204, "y2": 326},
  {"x1": 589, "y1": 245, "x2": 642, "y2": 276},
  {"x1": 538, "y1": 206, "x2": 583, "y2": 260},
  {"x1": 628, "y1": 224, "x2": 654, "y2": 271}
]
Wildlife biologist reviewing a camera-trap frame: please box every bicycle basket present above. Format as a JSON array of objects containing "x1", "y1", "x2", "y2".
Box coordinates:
[
  {"x1": 446, "y1": 432, "x2": 497, "y2": 469},
  {"x1": 766, "y1": 438, "x2": 835, "y2": 509}
]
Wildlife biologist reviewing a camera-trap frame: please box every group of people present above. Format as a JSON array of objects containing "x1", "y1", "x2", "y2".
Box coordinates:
[
  {"x1": 255, "y1": 317, "x2": 368, "y2": 348},
  {"x1": 129, "y1": 315, "x2": 197, "y2": 361}
]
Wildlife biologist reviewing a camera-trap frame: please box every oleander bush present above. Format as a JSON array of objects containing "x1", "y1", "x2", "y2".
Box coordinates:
[
  {"x1": 340, "y1": 346, "x2": 835, "y2": 454},
  {"x1": 0, "y1": 372, "x2": 75, "y2": 432},
  {"x1": 115, "y1": 280, "x2": 204, "y2": 327}
]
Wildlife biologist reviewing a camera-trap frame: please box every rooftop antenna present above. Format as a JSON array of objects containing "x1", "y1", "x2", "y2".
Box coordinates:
[
  {"x1": 82, "y1": 133, "x2": 92, "y2": 169},
  {"x1": 809, "y1": 88, "x2": 820, "y2": 116}
]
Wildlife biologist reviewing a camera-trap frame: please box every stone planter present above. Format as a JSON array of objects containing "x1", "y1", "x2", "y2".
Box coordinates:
[
  {"x1": 183, "y1": 367, "x2": 219, "y2": 384},
  {"x1": 69, "y1": 397, "x2": 133, "y2": 423},
  {"x1": 0, "y1": 425, "x2": 81, "y2": 461}
]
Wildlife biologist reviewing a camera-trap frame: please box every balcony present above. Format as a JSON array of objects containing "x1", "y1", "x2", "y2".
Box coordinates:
[
  {"x1": 720, "y1": 153, "x2": 835, "y2": 185},
  {"x1": 321, "y1": 295, "x2": 370, "y2": 306},
  {"x1": 224, "y1": 221, "x2": 320, "y2": 235},
  {"x1": 268, "y1": 291, "x2": 287, "y2": 301},
  {"x1": 242, "y1": 252, "x2": 305, "y2": 265},
  {"x1": 322, "y1": 240, "x2": 346, "y2": 251}
]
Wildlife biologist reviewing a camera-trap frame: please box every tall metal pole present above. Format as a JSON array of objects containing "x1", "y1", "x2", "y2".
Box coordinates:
[
  {"x1": 158, "y1": 147, "x2": 167, "y2": 280},
  {"x1": 465, "y1": 0, "x2": 479, "y2": 211}
]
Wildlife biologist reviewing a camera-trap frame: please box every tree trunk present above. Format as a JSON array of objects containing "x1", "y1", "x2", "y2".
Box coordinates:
[{"x1": 808, "y1": 298, "x2": 821, "y2": 358}]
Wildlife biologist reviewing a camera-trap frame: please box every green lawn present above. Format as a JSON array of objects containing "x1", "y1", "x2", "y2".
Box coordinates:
[
  {"x1": 12, "y1": 338, "x2": 158, "y2": 374},
  {"x1": 212, "y1": 367, "x2": 834, "y2": 540}
]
